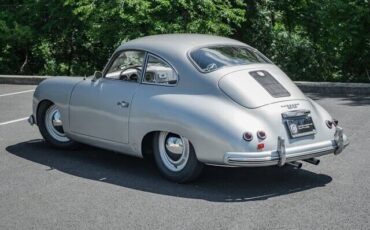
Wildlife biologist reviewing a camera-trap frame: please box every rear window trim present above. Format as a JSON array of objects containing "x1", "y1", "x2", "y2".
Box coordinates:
[{"x1": 187, "y1": 44, "x2": 272, "y2": 74}]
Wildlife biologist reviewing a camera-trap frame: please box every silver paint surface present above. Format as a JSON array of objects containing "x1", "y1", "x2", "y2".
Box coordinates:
[{"x1": 31, "y1": 34, "x2": 348, "y2": 165}]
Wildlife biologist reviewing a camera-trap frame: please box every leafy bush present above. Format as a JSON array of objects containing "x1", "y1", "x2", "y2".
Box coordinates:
[{"x1": 0, "y1": 0, "x2": 369, "y2": 82}]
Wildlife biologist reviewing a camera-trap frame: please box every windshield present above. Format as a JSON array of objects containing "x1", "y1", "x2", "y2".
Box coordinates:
[{"x1": 189, "y1": 46, "x2": 271, "y2": 72}]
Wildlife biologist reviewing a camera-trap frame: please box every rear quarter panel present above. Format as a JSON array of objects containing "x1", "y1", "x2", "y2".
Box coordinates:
[
  {"x1": 128, "y1": 82, "x2": 269, "y2": 164},
  {"x1": 128, "y1": 71, "x2": 337, "y2": 165}
]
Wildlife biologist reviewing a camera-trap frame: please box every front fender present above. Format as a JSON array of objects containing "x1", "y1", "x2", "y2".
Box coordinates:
[{"x1": 32, "y1": 77, "x2": 84, "y2": 133}]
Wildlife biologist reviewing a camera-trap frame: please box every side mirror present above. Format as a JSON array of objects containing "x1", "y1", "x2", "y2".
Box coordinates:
[{"x1": 92, "y1": 71, "x2": 103, "y2": 82}]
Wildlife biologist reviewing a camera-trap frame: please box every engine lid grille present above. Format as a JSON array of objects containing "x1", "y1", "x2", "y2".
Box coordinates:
[{"x1": 249, "y1": 70, "x2": 291, "y2": 98}]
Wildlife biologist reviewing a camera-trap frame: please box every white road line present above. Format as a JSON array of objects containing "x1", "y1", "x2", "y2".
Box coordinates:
[
  {"x1": 0, "y1": 117, "x2": 29, "y2": 126},
  {"x1": 0, "y1": 89, "x2": 35, "y2": 97}
]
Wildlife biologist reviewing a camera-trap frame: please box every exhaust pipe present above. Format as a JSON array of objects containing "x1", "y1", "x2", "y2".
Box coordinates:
[
  {"x1": 303, "y1": 158, "x2": 320, "y2": 165},
  {"x1": 286, "y1": 161, "x2": 302, "y2": 169}
]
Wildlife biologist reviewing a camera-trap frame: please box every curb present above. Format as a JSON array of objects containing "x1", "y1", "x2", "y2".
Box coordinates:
[
  {"x1": 1, "y1": 75, "x2": 370, "y2": 95},
  {"x1": 0, "y1": 75, "x2": 49, "y2": 85},
  {"x1": 294, "y1": 81, "x2": 370, "y2": 95}
]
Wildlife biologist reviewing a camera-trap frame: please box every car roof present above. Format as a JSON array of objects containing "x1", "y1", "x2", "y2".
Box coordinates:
[{"x1": 116, "y1": 34, "x2": 248, "y2": 58}]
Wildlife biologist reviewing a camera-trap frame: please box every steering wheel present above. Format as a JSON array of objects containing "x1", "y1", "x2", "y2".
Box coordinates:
[{"x1": 119, "y1": 66, "x2": 142, "y2": 81}]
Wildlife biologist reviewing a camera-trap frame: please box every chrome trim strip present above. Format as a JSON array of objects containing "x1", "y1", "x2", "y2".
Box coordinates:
[
  {"x1": 225, "y1": 148, "x2": 335, "y2": 167},
  {"x1": 281, "y1": 109, "x2": 310, "y2": 118}
]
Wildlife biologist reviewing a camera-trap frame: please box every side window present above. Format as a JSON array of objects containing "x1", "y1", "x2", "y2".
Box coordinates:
[
  {"x1": 143, "y1": 55, "x2": 178, "y2": 85},
  {"x1": 105, "y1": 50, "x2": 145, "y2": 82}
]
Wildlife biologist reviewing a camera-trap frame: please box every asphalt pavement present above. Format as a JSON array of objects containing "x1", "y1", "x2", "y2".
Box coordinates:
[{"x1": 0, "y1": 84, "x2": 369, "y2": 230}]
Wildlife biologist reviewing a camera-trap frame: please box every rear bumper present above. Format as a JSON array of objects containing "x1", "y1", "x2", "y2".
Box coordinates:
[{"x1": 224, "y1": 126, "x2": 349, "y2": 167}]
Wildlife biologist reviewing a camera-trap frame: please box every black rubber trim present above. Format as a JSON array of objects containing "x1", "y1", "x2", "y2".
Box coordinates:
[{"x1": 249, "y1": 70, "x2": 291, "y2": 98}]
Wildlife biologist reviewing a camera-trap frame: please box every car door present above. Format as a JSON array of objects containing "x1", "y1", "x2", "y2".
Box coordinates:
[{"x1": 69, "y1": 50, "x2": 146, "y2": 144}]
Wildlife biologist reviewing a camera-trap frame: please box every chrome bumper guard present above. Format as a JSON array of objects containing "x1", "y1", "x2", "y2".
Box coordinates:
[
  {"x1": 334, "y1": 126, "x2": 344, "y2": 155},
  {"x1": 224, "y1": 126, "x2": 348, "y2": 167},
  {"x1": 28, "y1": 115, "x2": 35, "y2": 126},
  {"x1": 277, "y1": 136, "x2": 286, "y2": 166}
]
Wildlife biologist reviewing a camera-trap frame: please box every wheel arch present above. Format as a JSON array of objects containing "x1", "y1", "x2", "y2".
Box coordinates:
[
  {"x1": 141, "y1": 130, "x2": 159, "y2": 158},
  {"x1": 36, "y1": 99, "x2": 53, "y2": 125}
]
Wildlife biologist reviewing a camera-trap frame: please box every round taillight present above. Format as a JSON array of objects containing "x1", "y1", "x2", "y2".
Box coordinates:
[
  {"x1": 257, "y1": 130, "x2": 266, "y2": 140},
  {"x1": 326, "y1": 120, "x2": 333, "y2": 129},
  {"x1": 332, "y1": 119, "x2": 338, "y2": 126},
  {"x1": 243, "y1": 132, "x2": 253, "y2": 141}
]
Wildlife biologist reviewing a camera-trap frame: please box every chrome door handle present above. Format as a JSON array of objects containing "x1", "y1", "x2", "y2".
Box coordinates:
[{"x1": 117, "y1": 101, "x2": 129, "y2": 108}]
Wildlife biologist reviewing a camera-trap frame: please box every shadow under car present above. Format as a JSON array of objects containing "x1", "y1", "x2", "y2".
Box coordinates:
[{"x1": 6, "y1": 139, "x2": 332, "y2": 202}]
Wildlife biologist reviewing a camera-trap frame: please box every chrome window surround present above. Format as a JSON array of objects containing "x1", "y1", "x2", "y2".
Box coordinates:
[
  {"x1": 102, "y1": 50, "x2": 179, "y2": 87},
  {"x1": 141, "y1": 53, "x2": 179, "y2": 87},
  {"x1": 102, "y1": 49, "x2": 147, "y2": 83}
]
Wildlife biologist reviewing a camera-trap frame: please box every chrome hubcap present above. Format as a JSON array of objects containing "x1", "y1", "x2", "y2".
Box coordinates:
[
  {"x1": 159, "y1": 132, "x2": 189, "y2": 172},
  {"x1": 45, "y1": 105, "x2": 70, "y2": 142},
  {"x1": 165, "y1": 136, "x2": 184, "y2": 155}
]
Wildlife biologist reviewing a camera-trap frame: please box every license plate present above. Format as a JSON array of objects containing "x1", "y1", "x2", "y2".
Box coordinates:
[{"x1": 286, "y1": 116, "x2": 316, "y2": 138}]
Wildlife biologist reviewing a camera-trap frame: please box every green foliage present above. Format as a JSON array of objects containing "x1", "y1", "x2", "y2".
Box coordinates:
[{"x1": 0, "y1": 0, "x2": 369, "y2": 82}]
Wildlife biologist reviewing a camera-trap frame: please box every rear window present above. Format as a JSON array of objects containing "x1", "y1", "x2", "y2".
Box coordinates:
[{"x1": 189, "y1": 46, "x2": 270, "y2": 73}]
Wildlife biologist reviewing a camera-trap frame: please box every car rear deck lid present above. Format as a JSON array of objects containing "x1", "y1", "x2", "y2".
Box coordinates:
[{"x1": 218, "y1": 64, "x2": 307, "y2": 108}]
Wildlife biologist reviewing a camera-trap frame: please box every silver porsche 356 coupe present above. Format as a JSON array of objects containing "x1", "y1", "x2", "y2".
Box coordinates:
[{"x1": 29, "y1": 34, "x2": 349, "y2": 182}]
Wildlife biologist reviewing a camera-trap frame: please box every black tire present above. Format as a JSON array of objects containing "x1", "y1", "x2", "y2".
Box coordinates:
[
  {"x1": 37, "y1": 101, "x2": 78, "y2": 149},
  {"x1": 153, "y1": 132, "x2": 203, "y2": 183}
]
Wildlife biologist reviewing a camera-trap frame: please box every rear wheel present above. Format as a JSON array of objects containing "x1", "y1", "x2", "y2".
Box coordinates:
[
  {"x1": 153, "y1": 131, "x2": 203, "y2": 183},
  {"x1": 37, "y1": 102, "x2": 77, "y2": 149}
]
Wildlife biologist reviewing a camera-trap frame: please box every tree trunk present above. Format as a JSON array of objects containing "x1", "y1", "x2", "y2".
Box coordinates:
[
  {"x1": 232, "y1": 0, "x2": 258, "y2": 41},
  {"x1": 20, "y1": 51, "x2": 28, "y2": 73}
]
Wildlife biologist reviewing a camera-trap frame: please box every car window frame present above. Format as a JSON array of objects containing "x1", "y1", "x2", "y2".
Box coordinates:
[
  {"x1": 141, "y1": 53, "x2": 179, "y2": 87},
  {"x1": 102, "y1": 49, "x2": 148, "y2": 83},
  {"x1": 187, "y1": 44, "x2": 273, "y2": 74}
]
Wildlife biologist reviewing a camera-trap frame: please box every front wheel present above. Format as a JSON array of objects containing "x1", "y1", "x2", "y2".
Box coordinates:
[
  {"x1": 153, "y1": 131, "x2": 203, "y2": 183},
  {"x1": 37, "y1": 102, "x2": 78, "y2": 149}
]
